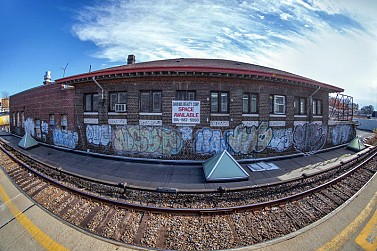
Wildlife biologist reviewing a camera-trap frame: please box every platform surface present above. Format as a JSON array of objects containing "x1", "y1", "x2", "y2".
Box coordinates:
[{"x1": 0, "y1": 132, "x2": 370, "y2": 191}]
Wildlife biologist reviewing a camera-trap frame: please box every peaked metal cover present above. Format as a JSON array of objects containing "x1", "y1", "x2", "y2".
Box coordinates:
[
  {"x1": 203, "y1": 150, "x2": 249, "y2": 182},
  {"x1": 18, "y1": 133, "x2": 39, "y2": 149},
  {"x1": 347, "y1": 137, "x2": 366, "y2": 152}
]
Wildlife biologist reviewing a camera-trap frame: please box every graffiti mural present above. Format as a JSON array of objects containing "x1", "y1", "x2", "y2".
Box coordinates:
[
  {"x1": 113, "y1": 126, "x2": 182, "y2": 155},
  {"x1": 24, "y1": 118, "x2": 35, "y2": 136},
  {"x1": 86, "y1": 125, "x2": 112, "y2": 146},
  {"x1": 53, "y1": 129, "x2": 78, "y2": 149},
  {"x1": 179, "y1": 127, "x2": 193, "y2": 141},
  {"x1": 293, "y1": 123, "x2": 327, "y2": 153},
  {"x1": 195, "y1": 128, "x2": 226, "y2": 154},
  {"x1": 227, "y1": 122, "x2": 273, "y2": 154},
  {"x1": 269, "y1": 128, "x2": 293, "y2": 152},
  {"x1": 41, "y1": 121, "x2": 49, "y2": 134},
  {"x1": 331, "y1": 124, "x2": 355, "y2": 145}
]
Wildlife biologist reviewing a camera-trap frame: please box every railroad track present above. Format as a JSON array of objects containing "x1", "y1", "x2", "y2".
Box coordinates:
[{"x1": 0, "y1": 139, "x2": 376, "y2": 250}]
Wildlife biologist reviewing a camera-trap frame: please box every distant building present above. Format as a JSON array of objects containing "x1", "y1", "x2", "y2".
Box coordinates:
[
  {"x1": 10, "y1": 57, "x2": 356, "y2": 160},
  {"x1": 372, "y1": 111, "x2": 377, "y2": 118},
  {"x1": 0, "y1": 98, "x2": 9, "y2": 113},
  {"x1": 0, "y1": 98, "x2": 10, "y2": 131}
]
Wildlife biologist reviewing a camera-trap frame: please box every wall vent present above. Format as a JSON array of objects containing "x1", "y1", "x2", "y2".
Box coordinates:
[{"x1": 115, "y1": 104, "x2": 127, "y2": 112}]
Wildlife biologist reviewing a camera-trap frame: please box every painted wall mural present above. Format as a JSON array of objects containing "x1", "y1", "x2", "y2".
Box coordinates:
[
  {"x1": 293, "y1": 123, "x2": 327, "y2": 153},
  {"x1": 179, "y1": 127, "x2": 193, "y2": 141},
  {"x1": 195, "y1": 128, "x2": 226, "y2": 154},
  {"x1": 269, "y1": 128, "x2": 293, "y2": 152},
  {"x1": 195, "y1": 122, "x2": 273, "y2": 155},
  {"x1": 27, "y1": 119, "x2": 354, "y2": 158},
  {"x1": 41, "y1": 121, "x2": 49, "y2": 134},
  {"x1": 331, "y1": 124, "x2": 355, "y2": 145},
  {"x1": 86, "y1": 125, "x2": 112, "y2": 146},
  {"x1": 113, "y1": 126, "x2": 183, "y2": 155},
  {"x1": 53, "y1": 129, "x2": 78, "y2": 149},
  {"x1": 24, "y1": 117, "x2": 35, "y2": 136},
  {"x1": 227, "y1": 122, "x2": 273, "y2": 154}
]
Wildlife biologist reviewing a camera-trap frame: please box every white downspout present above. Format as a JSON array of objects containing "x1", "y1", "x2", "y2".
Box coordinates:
[{"x1": 92, "y1": 76, "x2": 104, "y2": 100}]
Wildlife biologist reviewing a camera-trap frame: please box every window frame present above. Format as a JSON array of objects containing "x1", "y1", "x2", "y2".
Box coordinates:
[
  {"x1": 84, "y1": 93, "x2": 99, "y2": 112},
  {"x1": 21, "y1": 112, "x2": 24, "y2": 128},
  {"x1": 49, "y1": 114, "x2": 55, "y2": 129},
  {"x1": 242, "y1": 93, "x2": 259, "y2": 114},
  {"x1": 109, "y1": 91, "x2": 127, "y2": 112},
  {"x1": 17, "y1": 112, "x2": 20, "y2": 126},
  {"x1": 294, "y1": 97, "x2": 307, "y2": 115},
  {"x1": 140, "y1": 90, "x2": 162, "y2": 113},
  {"x1": 210, "y1": 91, "x2": 229, "y2": 114},
  {"x1": 35, "y1": 119, "x2": 41, "y2": 138},
  {"x1": 176, "y1": 90, "x2": 196, "y2": 101},
  {"x1": 270, "y1": 95, "x2": 286, "y2": 115},
  {"x1": 313, "y1": 99, "x2": 322, "y2": 115},
  {"x1": 61, "y1": 114, "x2": 68, "y2": 131}
]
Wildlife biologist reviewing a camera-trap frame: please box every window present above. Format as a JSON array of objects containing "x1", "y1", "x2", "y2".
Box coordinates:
[
  {"x1": 313, "y1": 99, "x2": 322, "y2": 115},
  {"x1": 17, "y1": 112, "x2": 20, "y2": 126},
  {"x1": 176, "y1": 91, "x2": 196, "y2": 101},
  {"x1": 84, "y1": 93, "x2": 98, "y2": 112},
  {"x1": 12, "y1": 112, "x2": 16, "y2": 126},
  {"x1": 49, "y1": 114, "x2": 55, "y2": 129},
  {"x1": 35, "y1": 119, "x2": 41, "y2": 138},
  {"x1": 270, "y1": 95, "x2": 286, "y2": 114},
  {"x1": 242, "y1": 93, "x2": 258, "y2": 114},
  {"x1": 211, "y1": 92, "x2": 229, "y2": 113},
  {"x1": 140, "y1": 91, "x2": 162, "y2": 113},
  {"x1": 294, "y1": 97, "x2": 307, "y2": 115},
  {"x1": 21, "y1": 112, "x2": 24, "y2": 128},
  {"x1": 61, "y1": 114, "x2": 67, "y2": 130},
  {"x1": 109, "y1": 92, "x2": 127, "y2": 112}
]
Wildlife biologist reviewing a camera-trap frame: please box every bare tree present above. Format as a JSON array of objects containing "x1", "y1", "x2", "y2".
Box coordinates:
[
  {"x1": 1, "y1": 91, "x2": 9, "y2": 98},
  {"x1": 360, "y1": 105, "x2": 374, "y2": 115}
]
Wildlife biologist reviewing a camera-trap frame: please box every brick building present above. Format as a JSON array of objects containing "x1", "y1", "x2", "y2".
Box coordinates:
[{"x1": 10, "y1": 57, "x2": 356, "y2": 160}]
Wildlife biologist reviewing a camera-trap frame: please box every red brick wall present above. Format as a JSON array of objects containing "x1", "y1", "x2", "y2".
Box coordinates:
[
  {"x1": 10, "y1": 83, "x2": 75, "y2": 142},
  {"x1": 9, "y1": 75, "x2": 347, "y2": 160},
  {"x1": 74, "y1": 76, "x2": 329, "y2": 127}
]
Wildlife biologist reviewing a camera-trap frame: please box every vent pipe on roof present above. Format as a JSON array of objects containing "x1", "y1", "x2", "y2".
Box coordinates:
[
  {"x1": 43, "y1": 71, "x2": 52, "y2": 85},
  {"x1": 127, "y1": 54, "x2": 136, "y2": 65}
]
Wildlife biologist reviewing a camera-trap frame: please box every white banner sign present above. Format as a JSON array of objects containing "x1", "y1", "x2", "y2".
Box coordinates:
[
  {"x1": 108, "y1": 119, "x2": 128, "y2": 125},
  {"x1": 139, "y1": 120, "x2": 162, "y2": 126},
  {"x1": 84, "y1": 118, "x2": 99, "y2": 124},
  {"x1": 172, "y1": 100, "x2": 200, "y2": 124},
  {"x1": 210, "y1": 121, "x2": 229, "y2": 127}
]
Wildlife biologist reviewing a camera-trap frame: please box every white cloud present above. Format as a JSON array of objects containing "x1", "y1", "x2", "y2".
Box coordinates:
[
  {"x1": 280, "y1": 13, "x2": 293, "y2": 21},
  {"x1": 72, "y1": 0, "x2": 377, "y2": 107}
]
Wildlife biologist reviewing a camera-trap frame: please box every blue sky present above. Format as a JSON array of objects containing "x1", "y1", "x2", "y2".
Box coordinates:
[{"x1": 1, "y1": 0, "x2": 376, "y2": 108}]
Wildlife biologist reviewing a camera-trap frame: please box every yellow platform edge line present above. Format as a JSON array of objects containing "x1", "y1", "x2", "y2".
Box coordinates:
[
  {"x1": 317, "y1": 192, "x2": 377, "y2": 251},
  {"x1": 0, "y1": 183, "x2": 69, "y2": 251},
  {"x1": 355, "y1": 208, "x2": 377, "y2": 250}
]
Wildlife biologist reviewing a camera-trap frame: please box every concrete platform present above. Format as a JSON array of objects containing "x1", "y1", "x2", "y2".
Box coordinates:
[{"x1": 0, "y1": 132, "x2": 370, "y2": 192}]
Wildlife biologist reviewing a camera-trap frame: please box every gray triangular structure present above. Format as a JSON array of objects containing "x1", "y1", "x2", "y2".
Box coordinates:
[
  {"x1": 203, "y1": 150, "x2": 249, "y2": 182},
  {"x1": 347, "y1": 137, "x2": 366, "y2": 152},
  {"x1": 18, "y1": 133, "x2": 39, "y2": 149}
]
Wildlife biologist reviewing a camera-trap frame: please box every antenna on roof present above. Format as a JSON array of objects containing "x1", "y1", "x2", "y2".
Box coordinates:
[
  {"x1": 89, "y1": 65, "x2": 92, "y2": 73},
  {"x1": 60, "y1": 63, "x2": 69, "y2": 78}
]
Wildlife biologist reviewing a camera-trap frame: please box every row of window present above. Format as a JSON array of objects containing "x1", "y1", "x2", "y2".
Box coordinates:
[
  {"x1": 84, "y1": 91, "x2": 322, "y2": 116},
  {"x1": 12, "y1": 113, "x2": 68, "y2": 130}
]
